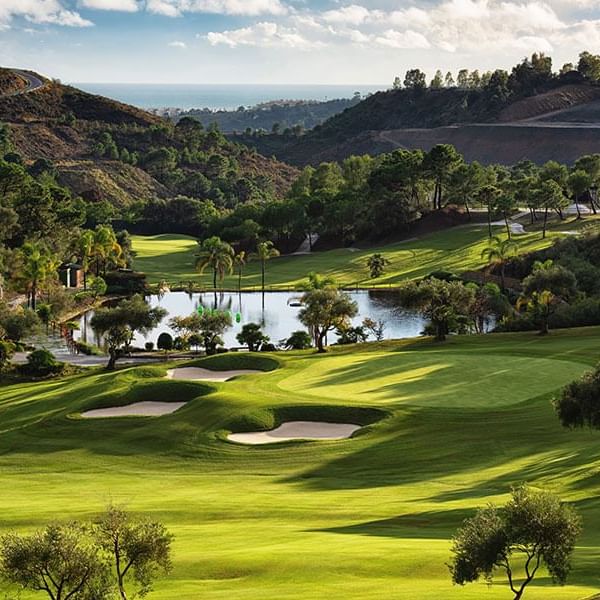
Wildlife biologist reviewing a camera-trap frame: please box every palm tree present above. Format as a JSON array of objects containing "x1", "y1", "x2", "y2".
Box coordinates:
[
  {"x1": 481, "y1": 236, "x2": 518, "y2": 291},
  {"x1": 92, "y1": 225, "x2": 124, "y2": 276},
  {"x1": 251, "y1": 240, "x2": 280, "y2": 296},
  {"x1": 19, "y1": 242, "x2": 57, "y2": 310},
  {"x1": 234, "y1": 250, "x2": 247, "y2": 293},
  {"x1": 77, "y1": 229, "x2": 94, "y2": 290},
  {"x1": 301, "y1": 271, "x2": 337, "y2": 291},
  {"x1": 195, "y1": 236, "x2": 234, "y2": 290}
]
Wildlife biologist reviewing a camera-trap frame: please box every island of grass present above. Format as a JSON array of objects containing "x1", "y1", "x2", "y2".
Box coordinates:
[{"x1": 2, "y1": 328, "x2": 600, "y2": 598}]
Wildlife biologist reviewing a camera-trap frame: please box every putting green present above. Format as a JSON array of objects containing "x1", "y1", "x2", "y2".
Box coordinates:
[{"x1": 279, "y1": 351, "x2": 588, "y2": 408}]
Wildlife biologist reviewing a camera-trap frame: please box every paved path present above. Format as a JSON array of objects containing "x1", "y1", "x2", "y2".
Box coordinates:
[{"x1": 3, "y1": 69, "x2": 46, "y2": 96}]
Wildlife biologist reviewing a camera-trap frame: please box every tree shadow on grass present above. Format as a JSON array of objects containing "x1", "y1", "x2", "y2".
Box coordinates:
[
  {"x1": 281, "y1": 398, "x2": 600, "y2": 496},
  {"x1": 314, "y1": 508, "x2": 474, "y2": 540}
]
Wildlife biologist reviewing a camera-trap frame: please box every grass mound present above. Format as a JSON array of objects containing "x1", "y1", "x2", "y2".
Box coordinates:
[
  {"x1": 189, "y1": 353, "x2": 280, "y2": 372},
  {"x1": 224, "y1": 405, "x2": 388, "y2": 436},
  {"x1": 80, "y1": 379, "x2": 212, "y2": 415}
]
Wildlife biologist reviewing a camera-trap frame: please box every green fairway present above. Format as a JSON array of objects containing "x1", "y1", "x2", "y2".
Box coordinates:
[
  {"x1": 131, "y1": 218, "x2": 599, "y2": 289},
  {"x1": 2, "y1": 330, "x2": 600, "y2": 598}
]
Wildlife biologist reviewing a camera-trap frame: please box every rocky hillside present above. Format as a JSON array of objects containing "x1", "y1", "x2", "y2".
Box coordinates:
[{"x1": 0, "y1": 70, "x2": 297, "y2": 207}]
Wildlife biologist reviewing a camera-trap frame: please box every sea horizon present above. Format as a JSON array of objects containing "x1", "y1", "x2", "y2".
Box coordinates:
[{"x1": 71, "y1": 82, "x2": 387, "y2": 111}]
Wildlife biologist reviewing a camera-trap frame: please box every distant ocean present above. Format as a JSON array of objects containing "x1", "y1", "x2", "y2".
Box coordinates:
[{"x1": 72, "y1": 83, "x2": 386, "y2": 111}]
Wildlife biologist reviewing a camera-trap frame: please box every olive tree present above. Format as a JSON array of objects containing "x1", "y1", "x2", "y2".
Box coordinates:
[
  {"x1": 0, "y1": 523, "x2": 112, "y2": 600},
  {"x1": 91, "y1": 296, "x2": 166, "y2": 369},
  {"x1": 398, "y1": 278, "x2": 475, "y2": 341},
  {"x1": 236, "y1": 323, "x2": 269, "y2": 351},
  {"x1": 298, "y1": 288, "x2": 358, "y2": 353},
  {"x1": 95, "y1": 505, "x2": 173, "y2": 600},
  {"x1": 449, "y1": 486, "x2": 581, "y2": 600},
  {"x1": 198, "y1": 311, "x2": 232, "y2": 355}
]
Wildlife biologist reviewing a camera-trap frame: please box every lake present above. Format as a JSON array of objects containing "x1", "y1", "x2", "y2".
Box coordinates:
[{"x1": 76, "y1": 290, "x2": 428, "y2": 348}]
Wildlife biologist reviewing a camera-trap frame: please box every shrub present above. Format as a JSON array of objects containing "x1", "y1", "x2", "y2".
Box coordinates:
[
  {"x1": 21, "y1": 349, "x2": 64, "y2": 377},
  {"x1": 75, "y1": 341, "x2": 103, "y2": 356},
  {"x1": 157, "y1": 332, "x2": 173, "y2": 354},
  {"x1": 0, "y1": 339, "x2": 15, "y2": 371},
  {"x1": 284, "y1": 330, "x2": 312, "y2": 350},
  {"x1": 145, "y1": 342, "x2": 154, "y2": 351}
]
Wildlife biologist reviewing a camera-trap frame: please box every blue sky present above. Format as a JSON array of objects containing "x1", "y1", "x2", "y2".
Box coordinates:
[{"x1": 1, "y1": 1, "x2": 600, "y2": 84}]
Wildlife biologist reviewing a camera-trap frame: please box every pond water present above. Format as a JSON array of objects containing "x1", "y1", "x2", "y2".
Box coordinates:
[{"x1": 76, "y1": 290, "x2": 430, "y2": 348}]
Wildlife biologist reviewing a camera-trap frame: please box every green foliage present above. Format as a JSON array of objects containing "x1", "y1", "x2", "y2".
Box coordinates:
[
  {"x1": 236, "y1": 323, "x2": 269, "y2": 352},
  {"x1": 0, "y1": 308, "x2": 40, "y2": 341},
  {"x1": 0, "y1": 339, "x2": 15, "y2": 371},
  {"x1": 299, "y1": 286, "x2": 358, "y2": 352},
  {"x1": 284, "y1": 330, "x2": 312, "y2": 350},
  {"x1": 398, "y1": 278, "x2": 475, "y2": 341},
  {"x1": 95, "y1": 505, "x2": 173, "y2": 600},
  {"x1": 195, "y1": 236, "x2": 234, "y2": 289},
  {"x1": 21, "y1": 348, "x2": 64, "y2": 377},
  {"x1": 554, "y1": 362, "x2": 600, "y2": 429},
  {"x1": 366, "y1": 254, "x2": 390, "y2": 279},
  {"x1": 157, "y1": 332, "x2": 174, "y2": 353},
  {"x1": 91, "y1": 296, "x2": 166, "y2": 369},
  {"x1": 0, "y1": 523, "x2": 112, "y2": 600},
  {"x1": 449, "y1": 486, "x2": 581, "y2": 599},
  {"x1": 197, "y1": 311, "x2": 232, "y2": 355}
]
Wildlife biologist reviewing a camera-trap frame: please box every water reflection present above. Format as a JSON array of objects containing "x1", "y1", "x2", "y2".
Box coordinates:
[{"x1": 76, "y1": 291, "x2": 428, "y2": 348}]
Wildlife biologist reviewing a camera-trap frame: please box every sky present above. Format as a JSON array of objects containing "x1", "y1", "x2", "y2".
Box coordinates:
[{"x1": 1, "y1": 0, "x2": 600, "y2": 84}]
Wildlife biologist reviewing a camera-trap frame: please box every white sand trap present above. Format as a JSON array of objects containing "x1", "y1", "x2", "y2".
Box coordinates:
[
  {"x1": 167, "y1": 367, "x2": 262, "y2": 382},
  {"x1": 228, "y1": 421, "x2": 361, "y2": 445},
  {"x1": 81, "y1": 401, "x2": 186, "y2": 418}
]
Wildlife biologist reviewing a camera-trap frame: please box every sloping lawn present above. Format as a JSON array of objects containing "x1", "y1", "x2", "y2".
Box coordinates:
[{"x1": 2, "y1": 329, "x2": 600, "y2": 599}]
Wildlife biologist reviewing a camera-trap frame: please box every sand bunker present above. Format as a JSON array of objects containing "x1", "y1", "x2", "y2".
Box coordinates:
[
  {"x1": 228, "y1": 421, "x2": 361, "y2": 445},
  {"x1": 81, "y1": 401, "x2": 186, "y2": 418},
  {"x1": 166, "y1": 367, "x2": 262, "y2": 382}
]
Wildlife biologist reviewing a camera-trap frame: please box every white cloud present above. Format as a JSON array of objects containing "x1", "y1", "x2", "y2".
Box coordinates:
[
  {"x1": 80, "y1": 0, "x2": 138, "y2": 11},
  {"x1": 322, "y1": 4, "x2": 374, "y2": 25},
  {"x1": 147, "y1": 0, "x2": 287, "y2": 17},
  {"x1": 0, "y1": 0, "x2": 93, "y2": 27},
  {"x1": 168, "y1": 40, "x2": 186, "y2": 47},
  {"x1": 206, "y1": 21, "x2": 315, "y2": 49},
  {"x1": 375, "y1": 29, "x2": 431, "y2": 49},
  {"x1": 146, "y1": 0, "x2": 179, "y2": 16}
]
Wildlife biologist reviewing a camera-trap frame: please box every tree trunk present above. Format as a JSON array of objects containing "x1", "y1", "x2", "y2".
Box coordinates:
[
  {"x1": 590, "y1": 190, "x2": 598, "y2": 214},
  {"x1": 504, "y1": 213, "x2": 511, "y2": 239},
  {"x1": 213, "y1": 268, "x2": 217, "y2": 290},
  {"x1": 435, "y1": 321, "x2": 446, "y2": 342},
  {"x1": 575, "y1": 193, "x2": 582, "y2": 219},
  {"x1": 106, "y1": 350, "x2": 117, "y2": 370},
  {"x1": 464, "y1": 198, "x2": 471, "y2": 220},
  {"x1": 316, "y1": 331, "x2": 327, "y2": 353},
  {"x1": 529, "y1": 208, "x2": 534, "y2": 225},
  {"x1": 261, "y1": 261, "x2": 265, "y2": 294},
  {"x1": 238, "y1": 269, "x2": 242, "y2": 293},
  {"x1": 500, "y1": 265, "x2": 506, "y2": 291},
  {"x1": 31, "y1": 282, "x2": 37, "y2": 311},
  {"x1": 487, "y1": 201, "x2": 493, "y2": 238},
  {"x1": 540, "y1": 318, "x2": 549, "y2": 336},
  {"x1": 542, "y1": 208, "x2": 549, "y2": 238}
]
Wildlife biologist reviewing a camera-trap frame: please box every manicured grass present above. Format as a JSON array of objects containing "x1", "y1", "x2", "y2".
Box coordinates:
[
  {"x1": 132, "y1": 217, "x2": 600, "y2": 289},
  {"x1": 2, "y1": 330, "x2": 600, "y2": 598}
]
